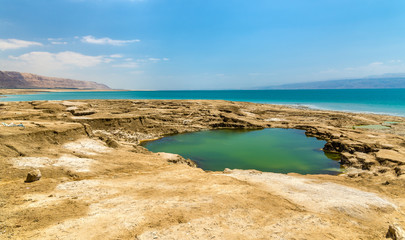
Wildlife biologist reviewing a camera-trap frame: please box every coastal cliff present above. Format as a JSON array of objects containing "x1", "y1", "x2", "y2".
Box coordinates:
[{"x1": 0, "y1": 71, "x2": 110, "y2": 90}]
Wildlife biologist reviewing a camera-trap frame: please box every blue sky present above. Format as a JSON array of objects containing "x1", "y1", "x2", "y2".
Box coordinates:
[{"x1": 1, "y1": 0, "x2": 405, "y2": 89}]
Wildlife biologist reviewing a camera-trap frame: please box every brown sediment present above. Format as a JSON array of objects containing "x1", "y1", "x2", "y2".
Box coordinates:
[{"x1": 0, "y1": 98, "x2": 405, "y2": 239}]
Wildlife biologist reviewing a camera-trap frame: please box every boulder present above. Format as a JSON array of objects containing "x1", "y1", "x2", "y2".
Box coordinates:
[
  {"x1": 25, "y1": 169, "x2": 42, "y2": 183},
  {"x1": 386, "y1": 224, "x2": 405, "y2": 240}
]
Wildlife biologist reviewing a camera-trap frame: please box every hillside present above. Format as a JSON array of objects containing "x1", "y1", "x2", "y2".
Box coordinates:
[
  {"x1": 0, "y1": 71, "x2": 110, "y2": 90},
  {"x1": 266, "y1": 77, "x2": 405, "y2": 89}
]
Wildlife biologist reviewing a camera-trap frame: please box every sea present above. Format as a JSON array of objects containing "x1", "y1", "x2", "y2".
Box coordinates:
[{"x1": 1, "y1": 89, "x2": 405, "y2": 117}]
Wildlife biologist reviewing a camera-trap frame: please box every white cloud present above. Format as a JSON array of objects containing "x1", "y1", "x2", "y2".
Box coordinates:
[
  {"x1": 369, "y1": 61, "x2": 383, "y2": 66},
  {"x1": 112, "y1": 56, "x2": 168, "y2": 68},
  {"x1": 51, "y1": 41, "x2": 68, "y2": 45},
  {"x1": 146, "y1": 57, "x2": 170, "y2": 62},
  {"x1": 130, "y1": 70, "x2": 144, "y2": 74},
  {"x1": 8, "y1": 51, "x2": 111, "y2": 68},
  {"x1": 112, "y1": 62, "x2": 139, "y2": 68},
  {"x1": 81, "y1": 35, "x2": 140, "y2": 46},
  {"x1": 48, "y1": 38, "x2": 63, "y2": 41},
  {"x1": 110, "y1": 54, "x2": 124, "y2": 58},
  {"x1": 0, "y1": 39, "x2": 42, "y2": 51},
  {"x1": 47, "y1": 37, "x2": 69, "y2": 45}
]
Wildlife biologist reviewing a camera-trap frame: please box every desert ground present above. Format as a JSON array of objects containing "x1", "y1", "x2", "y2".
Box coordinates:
[{"x1": 0, "y1": 96, "x2": 405, "y2": 239}]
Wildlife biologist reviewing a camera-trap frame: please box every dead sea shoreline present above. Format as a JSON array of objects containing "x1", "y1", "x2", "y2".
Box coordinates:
[
  {"x1": 1, "y1": 98, "x2": 405, "y2": 239},
  {"x1": 2, "y1": 88, "x2": 405, "y2": 118},
  {"x1": 0, "y1": 88, "x2": 127, "y2": 96}
]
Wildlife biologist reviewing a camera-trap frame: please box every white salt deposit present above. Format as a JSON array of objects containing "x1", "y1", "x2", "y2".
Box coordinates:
[
  {"x1": 52, "y1": 154, "x2": 95, "y2": 172},
  {"x1": 63, "y1": 138, "x2": 110, "y2": 156},
  {"x1": 11, "y1": 154, "x2": 96, "y2": 172},
  {"x1": 265, "y1": 118, "x2": 285, "y2": 122},
  {"x1": 12, "y1": 157, "x2": 53, "y2": 168},
  {"x1": 225, "y1": 170, "x2": 397, "y2": 216}
]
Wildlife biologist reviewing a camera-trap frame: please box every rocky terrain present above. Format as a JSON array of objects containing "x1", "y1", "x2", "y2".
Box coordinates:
[
  {"x1": 0, "y1": 71, "x2": 110, "y2": 89},
  {"x1": 0, "y1": 98, "x2": 405, "y2": 239}
]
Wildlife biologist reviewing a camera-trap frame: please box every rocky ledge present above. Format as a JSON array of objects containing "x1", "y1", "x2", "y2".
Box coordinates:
[
  {"x1": 4, "y1": 99, "x2": 400, "y2": 178},
  {"x1": 0, "y1": 99, "x2": 404, "y2": 239}
]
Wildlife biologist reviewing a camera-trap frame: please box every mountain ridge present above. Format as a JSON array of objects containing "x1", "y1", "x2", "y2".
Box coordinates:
[
  {"x1": 0, "y1": 71, "x2": 110, "y2": 90},
  {"x1": 264, "y1": 77, "x2": 405, "y2": 89}
]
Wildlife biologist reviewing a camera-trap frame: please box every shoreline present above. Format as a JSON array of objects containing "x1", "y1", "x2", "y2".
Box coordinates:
[
  {"x1": 279, "y1": 102, "x2": 405, "y2": 117},
  {"x1": 0, "y1": 88, "x2": 127, "y2": 95},
  {"x1": 1, "y1": 88, "x2": 405, "y2": 118}
]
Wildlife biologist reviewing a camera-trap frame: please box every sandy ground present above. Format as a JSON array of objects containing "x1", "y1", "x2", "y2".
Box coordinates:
[{"x1": 0, "y1": 98, "x2": 405, "y2": 239}]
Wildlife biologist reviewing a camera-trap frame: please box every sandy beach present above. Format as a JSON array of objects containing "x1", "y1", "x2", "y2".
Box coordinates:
[{"x1": 1, "y1": 96, "x2": 405, "y2": 239}]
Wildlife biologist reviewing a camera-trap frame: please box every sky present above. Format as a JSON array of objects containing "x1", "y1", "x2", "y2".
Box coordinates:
[{"x1": 1, "y1": 0, "x2": 405, "y2": 90}]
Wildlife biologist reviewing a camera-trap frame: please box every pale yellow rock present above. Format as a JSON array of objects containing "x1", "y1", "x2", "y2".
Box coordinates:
[
  {"x1": 25, "y1": 169, "x2": 41, "y2": 182},
  {"x1": 376, "y1": 150, "x2": 405, "y2": 164}
]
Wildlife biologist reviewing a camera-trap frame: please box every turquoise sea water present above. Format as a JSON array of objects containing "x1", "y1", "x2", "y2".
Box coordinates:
[
  {"x1": 142, "y1": 129, "x2": 342, "y2": 174},
  {"x1": 2, "y1": 89, "x2": 405, "y2": 116}
]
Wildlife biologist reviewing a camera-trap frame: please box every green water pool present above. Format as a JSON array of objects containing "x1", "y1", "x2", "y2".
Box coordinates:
[{"x1": 142, "y1": 128, "x2": 343, "y2": 175}]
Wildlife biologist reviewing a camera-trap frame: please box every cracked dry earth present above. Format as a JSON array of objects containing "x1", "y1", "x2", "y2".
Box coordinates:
[{"x1": 0, "y1": 99, "x2": 405, "y2": 239}]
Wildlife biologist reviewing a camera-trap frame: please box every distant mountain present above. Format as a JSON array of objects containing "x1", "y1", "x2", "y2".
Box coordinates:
[
  {"x1": 264, "y1": 77, "x2": 405, "y2": 89},
  {"x1": 0, "y1": 71, "x2": 110, "y2": 90}
]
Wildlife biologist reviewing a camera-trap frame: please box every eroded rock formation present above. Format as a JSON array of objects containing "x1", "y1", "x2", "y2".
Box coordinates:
[{"x1": 1, "y1": 99, "x2": 405, "y2": 239}]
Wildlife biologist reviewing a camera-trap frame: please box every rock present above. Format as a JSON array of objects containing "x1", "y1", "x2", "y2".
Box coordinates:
[
  {"x1": 347, "y1": 173, "x2": 358, "y2": 178},
  {"x1": 381, "y1": 144, "x2": 395, "y2": 149},
  {"x1": 375, "y1": 150, "x2": 405, "y2": 164},
  {"x1": 71, "y1": 110, "x2": 96, "y2": 116},
  {"x1": 340, "y1": 152, "x2": 356, "y2": 165},
  {"x1": 386, "y1": 224, "x2": 405, "y2": 240},
  {"x1": 354, "y1": 152, "x2": 373, "y2": 162},
  {"x1": 354, "y1": 153, "x2": 377, "y2": 170},
  {"x1": 105, "y1": 138, "x2": 119, "y2": 148},
  {"x1": 344, "y1": 168, "x2": 361, "y2": 178},
  {"x1": 25, "y1": 169, "x2": 41, "y2": 183},
  {"x1": 248, "y1": 170, "x2": 262, "y2": 175},
  {"x1": 394, "y1": 166, "x2": 405, "y2": 176},
  {"x1": 157, "y1": 152, "x2": 197, "y2": 168}
]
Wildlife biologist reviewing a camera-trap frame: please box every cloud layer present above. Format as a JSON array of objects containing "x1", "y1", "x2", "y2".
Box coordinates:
[
  {"x1": 9, "y1": 51, "x2": 111, "y2": 68},
  {"x1": 0, "y1": 39, "x2": 42, "y2": 51},
  {"x1": 81, "y1": 35, "x2": 140, "y2": 46}
]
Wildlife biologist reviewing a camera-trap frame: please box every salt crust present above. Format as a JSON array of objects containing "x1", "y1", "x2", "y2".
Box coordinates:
[
  {"x1": 63, "y1": 138, "x2": 110, "y2": 156},
  {"x1": 224, "y1": 170, "x2": 397, "y2": 215},
  {"x1": 12, "y1": 154, "x2": 95, "y2": 172}
]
